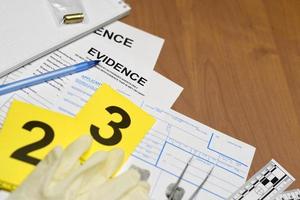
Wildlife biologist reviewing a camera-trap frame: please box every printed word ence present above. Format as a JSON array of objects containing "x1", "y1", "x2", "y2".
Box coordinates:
[{"x1": 95, "y1": 28, "x2": 134, "y2": 48}]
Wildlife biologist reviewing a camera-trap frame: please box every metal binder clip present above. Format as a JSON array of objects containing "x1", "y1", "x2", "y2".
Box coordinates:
[{"x1": 166, "y1": 157, "x2": 214, "y2": 200}]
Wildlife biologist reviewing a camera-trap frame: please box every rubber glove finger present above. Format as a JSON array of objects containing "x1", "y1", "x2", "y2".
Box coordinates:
[
  {"x1": 65, "y1": 150, "x2": 110, "y2": 195},
  {"x1": 52, "y1": 148, "x2": 123, "y2": 196},
  {"x1": 42, "y1": 135, "x2": 92, "y2": 195},
  {"x1": 97, "y1": 148, "x2": 124, "y2": 178},
  {"x1": 7, "y1": 147, "x2": 62, "y2": 200},
  {"x1": 41, "y1": 146, "x2": 63, "y2": 167},
  {"x1": 119, "y1": 181, "x2": 150, "y2": 200},
  {"x1": 44, "y1": 148, "x2": 120, "y2": 198},
  {"x1": 74, "y1": 148, "x2": 124, "y2": 197},
  {"x1": 24, "y1": 146, "x2": 62, "y2": 183},
  {"x1": 90, "y1": 169, "x2": 140, "y2": 200},
  {"x1": 64, "y1": 149, "x2": 124, "y2": 199},
  {"x1": 53, "y1": 135, "x2": 92, "y2": 179}
]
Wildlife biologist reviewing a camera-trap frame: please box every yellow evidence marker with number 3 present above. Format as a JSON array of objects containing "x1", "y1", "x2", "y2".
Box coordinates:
[
  {"x1": 76, "y1": 84, "x2": 156, "y2": 161},
  {"x1": 0, "y1": 84, "x2": 155, "y2": 191}
]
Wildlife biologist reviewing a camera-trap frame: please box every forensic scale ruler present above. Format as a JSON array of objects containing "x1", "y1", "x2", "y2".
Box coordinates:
[
  {"x1": 229, "y1": 159, "x2": 295, "y2": 200},
  {"x1": 275, "y1": 189, "x2": 300, "y2": 200}
]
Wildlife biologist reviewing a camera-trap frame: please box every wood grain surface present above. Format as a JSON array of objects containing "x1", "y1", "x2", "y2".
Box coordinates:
[{"x1": 122, "y1": 0, "x2": 300, "y2": 189}]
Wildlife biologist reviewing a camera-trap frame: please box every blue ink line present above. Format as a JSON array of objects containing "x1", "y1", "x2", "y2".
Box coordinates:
[
  {"x1": 131, "y1": 154, "x2": 226, "y2": 199},
  {"x1": 166, "y1": 141, "x2": 244, "y2": 179},
  {"x1": 145, "y1": 104, "x2": 250, "y2": 168},
  {"x1": 155, "y1": 141, "x2": 167, "y2": 166},
  {"x1": 131, "y1": 154, "x2": 157, "y2": 167},
  {"x1": 156, "y1": 166, "x2": 226, "y2": 199},
  {"x1": 207, "y1": 133, "x2": 248, "y2": 167}
]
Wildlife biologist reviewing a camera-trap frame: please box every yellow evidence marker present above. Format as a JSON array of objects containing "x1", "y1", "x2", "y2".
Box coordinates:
[
  {"x1": 0, "y1": 84, "x2": 155, "y2": 191},
  {"x1": 0, "y1": 100, "x2": 79, "y2": 191},
  {"x1": 76, "y1": 83, "x2": 156, "y2": 161}
]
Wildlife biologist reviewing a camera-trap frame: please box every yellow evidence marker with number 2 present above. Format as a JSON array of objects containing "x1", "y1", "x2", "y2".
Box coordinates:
[
  {"x1": 0, "y1": 84, "x2": 156, "y2": 191},
  {"x1": 0, "y1": 101, "x2": 79, "y2": 191}
]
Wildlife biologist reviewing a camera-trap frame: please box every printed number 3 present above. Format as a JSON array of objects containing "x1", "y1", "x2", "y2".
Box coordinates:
[{"x1": 90, "y1": 106, "x2": 131, "y2": 146}]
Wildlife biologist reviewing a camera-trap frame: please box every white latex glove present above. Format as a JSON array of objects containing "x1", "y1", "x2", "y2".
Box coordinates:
[{"x1": 7, "y1": 135, "x2": 150, "y2": 200}]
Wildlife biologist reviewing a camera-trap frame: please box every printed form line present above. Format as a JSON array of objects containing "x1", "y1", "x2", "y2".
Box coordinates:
[
  {"x1": 207, "y1": 133, "x2": 248, "y2": 167},
  {"x1": 131, "y1": 154, "x2": 226, "y2": 200}
]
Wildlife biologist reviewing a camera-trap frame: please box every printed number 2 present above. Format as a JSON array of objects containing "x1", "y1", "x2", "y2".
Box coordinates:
[
  {"x1": 90, "y1": 106, "x2": 131, "y2": 146},
  {"x1": 10, "y1": 121, "x2": 55, "y2": 165}
]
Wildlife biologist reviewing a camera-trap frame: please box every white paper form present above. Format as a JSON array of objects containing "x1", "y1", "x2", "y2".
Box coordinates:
[
  {"x1": 0, "y1": 77, "x2": 4, "y2": 84},
  {"x1": 52, "y1": 70, "x2": 182, "y2": 116},
  {"x1": 121, "y1": 103, "x2": 256, "y2": 200},
  {"x1": 93, "y1": 21, "x2": 164, "y2": 70},
  {"x1": 0, "y1": 21, "x2": 163, "y2": 86},
  {"x1": 0, "y1": 64, "x2": 37, "y2": 124},
  {"x1": 0, "y1": 50, "x2": 76, "y2": 126},
  {"x1": 0, "y1": 66, "x2": 31, "y2": 85},
  {"x1": 0, "y1": 21, "x2": 166, "y2": 126}
]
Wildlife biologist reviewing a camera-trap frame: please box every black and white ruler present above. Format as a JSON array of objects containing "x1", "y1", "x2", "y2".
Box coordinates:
[
  {"x1": 275, "y1": 189, "x2": 300, "y2": 200},
  {"x1": 229, "y1": 159, "x2": 295, "y2": 200}
]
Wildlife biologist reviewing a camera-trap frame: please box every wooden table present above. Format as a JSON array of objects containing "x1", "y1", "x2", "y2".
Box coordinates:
[{"x1": 123, "y1": 0, "x2": 300, "y2": 189}]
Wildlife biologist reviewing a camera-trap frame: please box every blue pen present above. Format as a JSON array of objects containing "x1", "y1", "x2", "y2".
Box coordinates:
[{"x1": 0, "y1": 60, "x2": 100, "y2": 96}]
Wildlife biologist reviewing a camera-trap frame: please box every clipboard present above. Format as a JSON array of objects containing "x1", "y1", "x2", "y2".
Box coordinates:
[{"x1": 0, "y1": 0, "x2": 130, "y2": 77}]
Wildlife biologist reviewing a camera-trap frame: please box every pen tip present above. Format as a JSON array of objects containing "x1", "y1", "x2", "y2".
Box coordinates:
[{"x1": 92, "y1": 60, "x2": 100, "y2": 65}]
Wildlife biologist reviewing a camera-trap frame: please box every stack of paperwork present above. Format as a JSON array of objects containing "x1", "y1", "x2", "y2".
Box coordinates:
[{"x1": 0, "y1": 19, "x2": 256, "y2": 200}]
